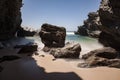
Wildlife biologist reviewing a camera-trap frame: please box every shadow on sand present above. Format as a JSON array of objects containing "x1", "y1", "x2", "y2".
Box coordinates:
[{"x1": 0, "y1": 51, "x2": 83, "y2": 80}]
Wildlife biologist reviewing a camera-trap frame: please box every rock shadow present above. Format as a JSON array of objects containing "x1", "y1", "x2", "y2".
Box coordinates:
[{"x1": 0, "y1": 55, "x2": 83, "y2": 80}]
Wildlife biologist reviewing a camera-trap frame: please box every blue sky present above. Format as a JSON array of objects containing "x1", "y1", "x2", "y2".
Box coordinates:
[{"x1": 21, "y1": 0, "x2": 100, "y2": 31}]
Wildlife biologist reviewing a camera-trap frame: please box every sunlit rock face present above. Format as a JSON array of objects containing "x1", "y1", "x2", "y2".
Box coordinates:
[
  {"x1": 99, "y1": 0, "x2": 120, "y2": 50},
  {"x1": 0, "y1": 0, "x2": 22, "y2": 40},
  {"x1": 76, "y1": 12, "x2": 101, "y2": 38},
  {"x1": 78, "y1": 47, "x2": 120, "y2": 68}
]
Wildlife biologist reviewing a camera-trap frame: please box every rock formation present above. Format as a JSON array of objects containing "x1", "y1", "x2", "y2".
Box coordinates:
[
  {"x1": 39, "y1": 23, "x2": 66, "y2": 52},
  {"x1": 17, "y1": 42, "x2": 38, "y2": 54},
  {"x1": 0, "y1": 0, "x2": 22, "y2": 40},
  {"x1": 99, "y1": 0, "x2": 120, "y2": 50},
  {"x1": 50, "y1": 43, "x2": 81, "y2": 58},
  {"x1": 75, "y1": 12, "x2": 101, "y2": 38},
  {"x1": 17, "y1": 27, "x2": 36, "y2": 37},
  {"x1": 78, "y1": 47, "x2": 120, "y2": 68}
]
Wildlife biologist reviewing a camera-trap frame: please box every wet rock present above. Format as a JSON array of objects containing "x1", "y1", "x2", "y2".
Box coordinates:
[
  {"x1": 39, "y1": 23, "x2": 66, "y2": 51},
  {"x1": 78, "y1": 47, "x2": 120, "y2": 68},
  {"x1": 0, "y1": 0, "x2": 22, "y2": 40},
  {"x1": 50, "y1": 43, "x2": 81, "y2": 58}
]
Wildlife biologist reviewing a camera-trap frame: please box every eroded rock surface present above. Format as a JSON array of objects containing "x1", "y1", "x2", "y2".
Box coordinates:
[
  {"x1": 39, "y1": 23, "x2": 66, "y2": 52},
  {"x1": 75, "y1": 12, "x2": 101, "y2": 38},
  {"x1": 50, "y1": 43, "x2": 81, "y2": 58},
  {"x1": 78, "y1": 47, "x2": 120, "y2": 68}
]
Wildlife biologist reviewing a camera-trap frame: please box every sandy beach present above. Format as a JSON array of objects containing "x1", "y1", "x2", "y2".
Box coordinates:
[{"x1": 0, "y1": 48, "x2": 120, "y2": 80}]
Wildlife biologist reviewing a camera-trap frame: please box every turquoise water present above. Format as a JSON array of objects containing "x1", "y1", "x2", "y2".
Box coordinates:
[
  {"x1": 66, "y1": 34, "x2": 97, "y2": 43},
  {"x1": 1, "y1": 32, "x2": 103, "y2": 55},
  {"x1": 19, "y1": 32, "x2": 103, "y2": 54},
  {"x1": 66, "y1": 32, "x2": 103, "y2": 55}
]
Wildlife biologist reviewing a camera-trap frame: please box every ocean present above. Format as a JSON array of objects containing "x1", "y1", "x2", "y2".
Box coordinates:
[
  {"x1": 2, "y1": 31, "x2": 103, "y2": 55},
  {"x1": 66, "y1": 32, "x2": 103, "y2": 55},
  {"x1": 33, "y1": 31, "x2": 103, "y2": 55}
]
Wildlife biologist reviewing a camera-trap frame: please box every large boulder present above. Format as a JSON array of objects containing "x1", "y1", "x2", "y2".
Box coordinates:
[
  {"x1": 39, "y1": 23, "x2": 66, "y2": 51},
  {"x1": 78, "y1": 47, "x2": 120, "y2": 68},
  {"x1": 75, "y1": 12, "x2": 101, "y2": 38},
  {"x1": 98, "y1": 0, "x2": 120, "y2": 50},
  {"x1": 0, "y1": 0, "x2": 22, "y2": 40},
  {"x1": 50, "y1": 43, "x2": 81, "y2": 58}
]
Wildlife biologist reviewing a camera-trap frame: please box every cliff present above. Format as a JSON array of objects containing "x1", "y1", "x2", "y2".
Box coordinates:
[
  {"x1": 99, "y1": 0, "x2": 120, "y2": 50},
  {"x1": 0, "y1": 0, "x2": 22, "y2": 40}
]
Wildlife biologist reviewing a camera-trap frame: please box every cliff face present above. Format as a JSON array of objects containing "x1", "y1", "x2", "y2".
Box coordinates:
[
  {"x1": 76, "y1": 12, "x2": 101, "y2": 38},
  {"x1": 99, "y1": 0, "x2": 120, "y2": 50},
  {"x1": 0, "y1": 0, "x2": 22, "y2": 40}
]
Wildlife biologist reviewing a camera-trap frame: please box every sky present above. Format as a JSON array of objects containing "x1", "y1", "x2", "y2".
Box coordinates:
[{"x1": 21, "y1": 0, "x2": 101, "y2": 31}]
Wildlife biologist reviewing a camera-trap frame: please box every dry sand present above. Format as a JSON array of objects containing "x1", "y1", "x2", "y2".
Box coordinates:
[{"x1": 0, "y1": 48, "x2": 120, "y2": 80}]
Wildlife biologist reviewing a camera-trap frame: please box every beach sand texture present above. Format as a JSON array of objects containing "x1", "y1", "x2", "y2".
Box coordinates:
[{"x1": 0, "y1": 48, "x2": 120, "y2": 80}]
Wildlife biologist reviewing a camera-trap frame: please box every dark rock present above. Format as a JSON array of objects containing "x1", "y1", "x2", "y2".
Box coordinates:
[
  {"x1": 0, "y1": 0, "x2": 22, "y2": 40},
  {"x1": 50, "y1": 43, "x2": 81, "y2": 58},
  {"x1": 0, "y1": 66, "x2": 3, "y2": 72},
  {"x1": 17, "y1": 27, "x2": 36, "y2": 37},
  {"x1": 99, "y1": 32, "x2": 120, "y2": 50},
  {"x1": 18, "y1": 42, "x2": 38, "y2": 53},
  {"x1": 0, "y1": 55, "x2": 20, "y2": 63},
  {"x1": 82, "y1": 47, "x2": 118, "y2": 59},
  {"x1": 99, "y1": 0, "x2": 120, "y2": 50},
  {"x1": 75, "y1": 26, "x2": 88, "y2": 36},
  {"x1": 39, "y1": 23, "x2": 66, "y2": 50},
  {"x1": 0, "y1": 42, "x2": 4, "y2": 49},
  {"x1": 76, "y1": 12, "x2": 101, "y2": 37},
  {"x1": 78, "y1": 47, "x2": 120, "y2": 68}
]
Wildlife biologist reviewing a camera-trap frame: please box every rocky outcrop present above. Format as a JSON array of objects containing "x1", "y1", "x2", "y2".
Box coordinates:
[
  {"x1": 98, "y1": 0, "x2": 120, "y2": 50},
  {"x1": 17, "y1": 27, "x2": 36, "y2": 37},
  {"x1": 0, "y1": 0, "x2": 22, "y2": 40},
  {"x1": 39, "y1": 23, "x2": 66, "y2": 52},
  {"x1": 75, "y1": 12, "x2": 101, "y2": 38},
  {"x1": 75, "y1": 26, "x2": 88, "y2": 36},
  {"x1": 50, "y1": 43, "x2": 81, "y2": 58},
  {"x1": 17, "y1": 42, "x2": 38, "y2": 54},
  {"x1": 78, "y1": 47, "x2": 120, "y2": 68}
]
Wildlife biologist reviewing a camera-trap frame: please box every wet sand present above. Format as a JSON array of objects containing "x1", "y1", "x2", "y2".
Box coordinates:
[{"x1": 0, "y1": 48, "x2": 120, "y2": 80}]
